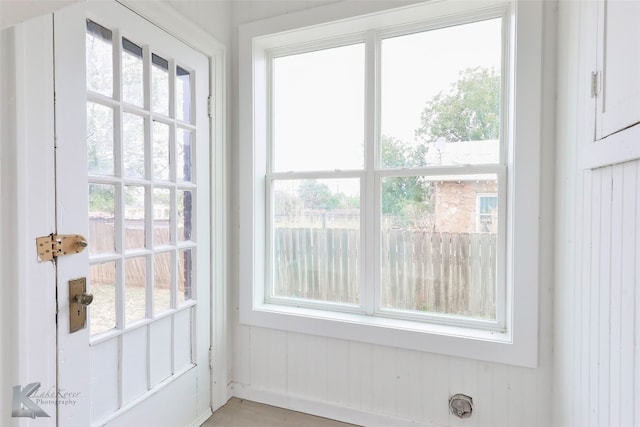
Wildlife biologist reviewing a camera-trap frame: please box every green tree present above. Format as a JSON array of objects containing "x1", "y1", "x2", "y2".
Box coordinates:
[
  {"x1": 297, "y1": 180, "x2": 339, "y2": 210},
  {"x1": 380, "y1": 136, "x2": 434, "y2": 230},
  {"x1": 415, "y1": 66, "x2": 500, "y2": 143}
]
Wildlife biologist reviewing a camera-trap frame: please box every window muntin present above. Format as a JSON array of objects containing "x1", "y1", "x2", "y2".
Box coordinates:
[
  {"x1": 85, "y1": 19, "x2": 199, "y2": 336},
  {"x1": 266, "y1": 14, "x2": 506, "y2": 328}
]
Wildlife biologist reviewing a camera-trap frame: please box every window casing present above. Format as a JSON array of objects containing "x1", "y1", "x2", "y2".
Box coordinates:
[{"x1": 239, "y1": 0, "x2": 543, "y2": 368}]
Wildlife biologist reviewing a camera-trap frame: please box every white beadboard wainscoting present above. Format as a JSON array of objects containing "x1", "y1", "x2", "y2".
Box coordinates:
[
  {"x1": 568, "y1": 161, "x2": 640, "y2": 427},
  {"x1": 230, "y1": 327, "x2": 552, "y2": 427}
]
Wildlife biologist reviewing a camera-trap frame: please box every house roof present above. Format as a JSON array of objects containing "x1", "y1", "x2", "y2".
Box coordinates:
[
  {"x1": 425, "y1": 139, "x2": 499, "y2": 166},
  {"x1": 424, "y1": 139, "x2": 499, "y2": 182}
]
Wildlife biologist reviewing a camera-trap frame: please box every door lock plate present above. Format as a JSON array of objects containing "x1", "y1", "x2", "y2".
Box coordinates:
[
  {"x1": 69, "y1": 278, "x2": 93, "y2": 333},
  {"x1": 36, "y1": 234, "x2": 88, "y2": 262}
]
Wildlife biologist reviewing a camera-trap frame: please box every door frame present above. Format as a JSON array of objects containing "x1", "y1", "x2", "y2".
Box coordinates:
[{"x1": 0, "y1": 1, "x2": 228, "y2": 424}]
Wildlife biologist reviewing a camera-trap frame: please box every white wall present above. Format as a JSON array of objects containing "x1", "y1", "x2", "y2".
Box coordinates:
[
  {"x1": 554, "y1": 1, "x2": 640, "y2": 426},
  {"x1": 0, "y1": 0, "x2": 83, "y2": 29},
  {"x1": 229, "y1": 1, "x2": 556, "y2": 426},
  {"x1": 0, "y1": 25, "x2": 18, "y2": 425},
  {"x1": 164, "y1": 0, "x2": 232, "y2": 47}
]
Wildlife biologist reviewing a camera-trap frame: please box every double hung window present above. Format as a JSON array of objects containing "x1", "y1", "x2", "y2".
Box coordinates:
[
  {"x1": 268, "y1": 14, "x2": 505, "y2": 326},
  {"x1": 240, "y1": 0, "x2": 543, "y2": 367}
]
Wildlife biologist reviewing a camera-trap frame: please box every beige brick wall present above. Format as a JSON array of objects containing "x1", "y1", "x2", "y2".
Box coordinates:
[{"x1": 434, "y1": 180, "x2": 498, "y2": 233}]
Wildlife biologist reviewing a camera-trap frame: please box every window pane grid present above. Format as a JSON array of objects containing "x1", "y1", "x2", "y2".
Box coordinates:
[{"x1": 86, "y1": 20, "x2": 198, "y2": 340}]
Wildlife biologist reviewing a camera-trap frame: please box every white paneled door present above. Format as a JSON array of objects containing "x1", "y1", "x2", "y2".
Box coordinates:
[{"x1": 54, "y1": 2, "x2": 211, "y2": 426}]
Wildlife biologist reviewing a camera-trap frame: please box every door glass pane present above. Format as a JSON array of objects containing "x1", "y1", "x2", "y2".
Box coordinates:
[
  {"x1": 176, "y1": 129, "x2": 192, "y2": 182},
  {"x1": 152, "y1": 53, "x2": 169, "y2": 116},
  {"x1": 271, "y1": 178, "x2": 360, "y2": 304},
  {"x1": 89, "y1": 184, "x2": 116, "y2": 254},
  {"x1": 380, "y1": 18, "x2": 502, "y2": 169},
  {"x1": 380, "y1": 174, "x2": 498, "y2": 320},
  {"x1": 90, "y1": 262, "x2": 116, "y2": 335},
  {"x1": 177, "y1": 190, "x2": 192, "y2": 242},
  {"x1": 125, "y1": 257, "x2": 147, "y2": 325},
  {"x1": 153, "y1": 121, "x2": 170, "y2": 180},
  {"x1": 153, "y1": 252, "x2": 172, "y2": 314},
  {"x1": 124, "y1": 186, "x2": 146, "y2": 250},
  {"x1": 86, "y1": 19, "x2": 113, "y2": 97},
  {"x1": 177, "y1": 248, "x2": 193, "y2": 305},
  {"x1": 123, "y1": 113, "x2": 145, "y2": 178},
  {"x1": 122, "y1": 38, "x2": 144, "y2": 107},
  {"x1": 272, "y1": 43, "x2": 365, "y2": 172},
  {"x1": 176, "y1": 66, "x2": 191, "y2": 122},
  {"x1": 153, "y1": 188, "x2": 171, "y2": 246},
  {"x1": 87, "y1": 102, "x2": 114, "y2": 175}
]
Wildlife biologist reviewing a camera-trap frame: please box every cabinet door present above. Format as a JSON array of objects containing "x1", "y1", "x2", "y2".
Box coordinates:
[{"x1": 596, "y1": 0, "x2": 640, "y2": 140}]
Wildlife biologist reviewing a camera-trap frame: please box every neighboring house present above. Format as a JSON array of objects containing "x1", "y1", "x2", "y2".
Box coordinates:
[{"x1": 426, "y1": 140, "x2": 499, "y2": 233}]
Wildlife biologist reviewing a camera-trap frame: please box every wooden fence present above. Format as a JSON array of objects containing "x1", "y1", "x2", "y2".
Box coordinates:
[
  {"x1": 274, "y1": 228, "x2": 496, "y2": 319},
  {"x1": 89, "y1": 218, "x2": 187, "y2": 289}
]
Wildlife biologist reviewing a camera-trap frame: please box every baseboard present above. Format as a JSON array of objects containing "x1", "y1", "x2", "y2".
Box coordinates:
[
  {"x1": 228, "y1": 382, "x2": 433, "y2": 427},
  {"x1": 190, "y1": 408, "x2": 213, "y2": 427}
]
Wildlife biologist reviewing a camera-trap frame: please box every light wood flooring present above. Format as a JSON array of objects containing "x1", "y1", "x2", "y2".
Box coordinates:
[{"x1": 201, "y1": 398, "x2": 358, "y2": 427}]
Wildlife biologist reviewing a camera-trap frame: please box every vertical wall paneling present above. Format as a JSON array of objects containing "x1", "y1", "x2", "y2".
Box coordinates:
[
  {"x1": 581, "y1": 170, "x2": 592, "y2": 427},
  {"x1": 598, "y1": 166, "x2": 612, "y2": 427},
  {"x1": 609, "y1": 164, "x2": 623, "y2": 427},
  {"x1": 394, "y1": 349, "x2": 422, "y2": 422},
  {"x1": 589, "y1": 168, "x2": 602, "y2": 426},
  {"x1": 635, "y1": 165, "x2": 640, "y2": 427},
  {"x1": 421, "y1": 352, "x2": 450, "y2": 426},
  {"x1": 570, "y1": 160, "x2": 640, "y2": 426},
  {"x1": 326, "y1": 338, "x2": 349, "y2": 406},
  {"x1": 370, "y1": 346, "x2": 396, "y2": 417},
  {"x1": 347, "y1": 341, "x2": 373, "y2": 413},
  {"x1": 619, "y1": 161, "x2": 636, "y2": 427},
  {"x1": 306, "y1": 335, "x2": 328, "y2": 400},
  {"x1": 286, "y1": 332, "x2": 308, "y2": 397}
]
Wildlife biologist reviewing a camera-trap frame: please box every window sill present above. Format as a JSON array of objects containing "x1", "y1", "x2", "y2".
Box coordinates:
[{"x1": 240, "y1": 301, "x2": 536, "y2": 368}]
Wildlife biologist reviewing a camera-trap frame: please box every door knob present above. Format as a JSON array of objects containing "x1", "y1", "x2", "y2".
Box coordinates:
[
  {"x1": 69, "y1": 278, "x2": 92, "y2": 333},
  {"x1": 75, "y1": 292, "x2": 93, "y2": 306}
]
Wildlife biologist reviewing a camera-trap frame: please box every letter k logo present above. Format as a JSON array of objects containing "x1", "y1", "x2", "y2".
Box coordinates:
[{"x1": 12, "y1": 383, "x2": 50, "y2": 418}]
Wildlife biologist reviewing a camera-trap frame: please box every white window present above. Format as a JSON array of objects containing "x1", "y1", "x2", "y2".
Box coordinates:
[
  {"x1": 477, "y1": 193, "x2": 498, "y2": 233},
  {"x1": 240, "y1": 0, "x2": 543, "y2": 367}
]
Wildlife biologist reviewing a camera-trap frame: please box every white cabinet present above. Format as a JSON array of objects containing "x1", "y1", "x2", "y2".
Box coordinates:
[
  {"x1": 595, "y1": 0, "x2": 640, "y2": 140},
  {"x1": 584, "y1": 0, "x2": 640, "y2": 169}
]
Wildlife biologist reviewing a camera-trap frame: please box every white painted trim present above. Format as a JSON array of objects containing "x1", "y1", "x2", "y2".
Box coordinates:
[
  {"x1": 583, "y1": 123, "x2": 640, "y2": 170},
  {"x1": 117, "y1": 0, "x2": 229, "y2": 411},
  {"x1": 239, "y1": 0, "x2": 543, "y2": 368},
  {"x1": 189, "y1": 409, "x2": 214, "y2": 427},
  {"x1": 229, "y1": 382, "x2": 437, "y2": 427},
  {"x1": 0, "y1": 16, "x2": 57, "y2": 426}
]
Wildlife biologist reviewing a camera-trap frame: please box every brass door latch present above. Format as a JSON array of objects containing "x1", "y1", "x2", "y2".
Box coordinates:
[
  {"x1": 36, "y1": 234, "x2": 87, "y2": 262},
  {"x1": 69, "y1": 277, "x2": 93, "y2": 333}
]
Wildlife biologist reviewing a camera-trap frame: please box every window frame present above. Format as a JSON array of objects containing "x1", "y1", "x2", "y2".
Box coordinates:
[
  {"x1": 477, "y1": 192, "x2": 499, "y2": 232},
  {"x1": 239, "y1": 0, "x2": 542, "y2": 368}
]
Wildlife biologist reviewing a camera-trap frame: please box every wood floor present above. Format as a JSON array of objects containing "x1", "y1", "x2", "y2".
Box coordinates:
[{"x1": 202, "y1": 398, "x2": 358, "y2": 427}]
